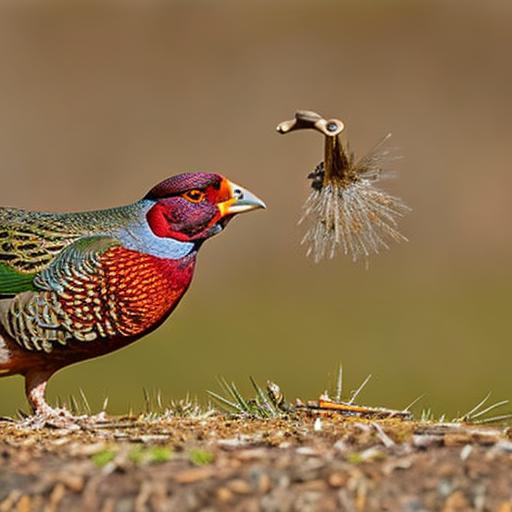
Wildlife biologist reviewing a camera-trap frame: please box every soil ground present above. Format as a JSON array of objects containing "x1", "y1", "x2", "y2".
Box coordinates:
[{"x1": 1, "y1": 412, "x2": 512, "y2": 512}]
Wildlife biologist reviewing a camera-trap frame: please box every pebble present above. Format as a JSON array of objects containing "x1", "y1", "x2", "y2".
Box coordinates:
[
  {"x1": 59, "y1": 472, "x2": 85, "y2": 492},
  {"x1": 16, "y1": 496, "x2": 32, "y2": 512},
  {"x1": 296, "y1": 447, "x2": 318, "y2": 456},
  {"x1": 299, "y1": 479, "x2": 327, "y2": 492},
  {"x1": 218, "y1": 437, "x2": 252, "y2": 449},
  {"x1": 493, "y1": 440, "x2": 512, "y2": 453},
  {"x1": 236, "y1": 448, "x2": 267, "y2": 461},
  {"x1": 413, "y1": 435, "x2": 442, "y2": 448},
  {"x1": 173, "y1": 467, "x2": 215, "y2": 484},
  {"x1": 443, "y1": 433, "x2": 472, "y2": 447},
  {"x1": 333, "y1": 440, "x2": 347, "y2": 452},
  {"x1": 227, "y1": 479, "x2": 252, "y2": 494},
  {"x1": 459, "y1": 444, "x2": 472, "y2": 461},
  {"x1": 257, "y1": 473, "x2": 272, "y2": 493},
  {"x1": 327, "y1": 472, "x2": 347, "y2": 488},
  {"x1": 215, "y1": 487, "x2": 233, "y2": 502},
  {"x1": 442, "y1": 490, "x2": 469, "y2": 512}
]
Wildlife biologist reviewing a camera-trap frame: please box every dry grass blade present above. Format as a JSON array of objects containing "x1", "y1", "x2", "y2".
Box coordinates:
[
  {"x1": 208, "y1": 377, "x2": 248, "y2": 415},
  {"x1": 457, "y1": 393, "x2": 492, "y2": 421},
  {"x1": 454, "y1": 393, "x2": 512, "y2": 424},
  {"x1": 143, "y1": 387, "x2": 151, "y2": 414},
  {"x1": 249, "y1": 376, "x2": 278, "y2": 417},
  {"x1": 166, "y1": 396, "x2": 215, "y2": 418},
  {"x1": 227, "y1": 380, "x2": 251, "y2": 412},
  {"x1": 348, "y1": 374, "x2": 372, "y2": 405},
  {"x1": 334, "y1": 364, "x2": 343, "y2": 403},
  {"x1": 206, "y1": 390, "x2": 242, "y2": 414},
  {"x1": 471, "y1": 400, "x2": 509, "y2": 420},
  {"x1": 402, "y1": 395, "x2": 425, "y2": 414},
  {"x1": 69, "y1": 394, "x2": 80, "y2": 415},
  {"x1": 474, "y1": 414, "x2": 512, "y2": 425},
  {"x1": 208, "y1": 377, "x2": 286, "y2": 418},
  {"x1": 16, "y1": 409, "x2": 29, "y2": 420},
  {"x1": 79, "y1": 388, "x2": 92, "y2": 415}
]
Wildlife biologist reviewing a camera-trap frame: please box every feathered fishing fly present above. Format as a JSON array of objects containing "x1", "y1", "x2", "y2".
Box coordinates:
[{"x1": 277, "y1": 110, "x2": 410, "y2": 263}]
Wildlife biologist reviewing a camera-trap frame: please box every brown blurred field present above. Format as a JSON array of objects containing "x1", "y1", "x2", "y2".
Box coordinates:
[{"x1": 0, "y1": 0, "x2": 510, "y2": 417}]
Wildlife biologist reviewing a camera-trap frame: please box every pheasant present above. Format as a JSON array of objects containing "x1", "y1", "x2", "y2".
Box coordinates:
[{"x1": 0, "y1": 172, "x2": 265, "y2": 421}]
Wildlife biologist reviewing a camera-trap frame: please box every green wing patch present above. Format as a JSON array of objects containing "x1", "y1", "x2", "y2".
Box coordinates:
[{"x1": 0, "y1": 262, "x2": 36, "y2": 295}]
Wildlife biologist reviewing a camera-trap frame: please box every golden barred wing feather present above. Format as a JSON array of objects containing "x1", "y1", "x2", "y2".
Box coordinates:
[
  {"x1": 0, "y1": 292, "x2": 73, "y2": 353},
  {"x1": 0, "y1": 208, "x2": 80, "y2": 275},
  {"x1": 0, "y1": 236, "x2": 121, "y2": 353}
]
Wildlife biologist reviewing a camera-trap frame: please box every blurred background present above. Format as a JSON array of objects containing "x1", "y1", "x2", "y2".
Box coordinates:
[{"x1": 0, "y1": 0, "x2": 510, "y2": 418}]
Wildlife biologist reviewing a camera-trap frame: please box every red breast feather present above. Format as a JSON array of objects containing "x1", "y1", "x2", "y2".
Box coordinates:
[{"x1": 58, "y1": 247, "x2": 196, "y2": 340}]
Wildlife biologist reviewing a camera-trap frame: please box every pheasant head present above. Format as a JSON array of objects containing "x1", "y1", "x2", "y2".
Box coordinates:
[{"x1": 145, "y1": 172, "x2": 266, "y2": 242}]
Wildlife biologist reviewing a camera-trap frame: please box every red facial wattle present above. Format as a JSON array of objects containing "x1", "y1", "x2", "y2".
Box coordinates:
[
  {"x1": 146, "y1": 197, "x2": 222, "y2": 241},
  {"x1": 145, "y1": 173, "x2": 266, "y2": 242}
]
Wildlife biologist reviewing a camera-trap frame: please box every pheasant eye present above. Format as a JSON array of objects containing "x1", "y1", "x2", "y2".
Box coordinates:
[{"x1": 182, "y1": 189, "x2": 205, "y2": 203}]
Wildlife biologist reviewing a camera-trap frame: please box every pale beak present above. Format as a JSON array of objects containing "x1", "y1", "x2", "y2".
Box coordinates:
[{"x1": 218, "y1": 181, "x2": 266, "y2": 216}]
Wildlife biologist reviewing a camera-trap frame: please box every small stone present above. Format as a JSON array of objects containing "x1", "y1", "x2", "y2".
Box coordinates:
[
  {"x1": 16, "y1": 496, "x2": 31, "y2": 512},
  {"x1": 333, "y1": 440, "x2": 347, "y2": 452},
  {"x1": 382, "y1": 457, "x2": 412, "y2": 475},
  {"x1": 413, "y1": 434, "x2": 442, "y2": 448},
  {"x1": 472, "y1": 431, "x2": 499, "y2": 445},
  {"x1": 443, "y1": 433, "x2": 472, "y2": 447},
  {"x1": 216, "y1": 487, "x2": 233, "y2": 502},
  {"x1": 258, "y1": 473, "x2": 272, "y2": 493},
  {"x1": 359, "y1": 446, "x2": 385, "y2": 462},
  {"x1": 174, "y1": 467, "x2": 215, "y2": 484},
  {"x1": 328, "y1": 472, "x2": 347, "y2": 488},
  {"x1": 60, "y1": 474, "x2": 85, "y2": 492},
  {"x1": 300, "y1": 479, "x2": 326, "y2": 492},
  {"x1": 497, "y1": 502, "x2": 512, "y2": 512},
  {"x1": 236, "y1": 448, "x2": 267, "y2": 461},
  {"x1": 48, "y1": 483, "x2": 66, "y2": 511},
  {"x1": 459, "y1": 444, "x2": 472, "y2": 461},
  {"x1": 296, "y1": 447, "x2": 318, "y2": 456},
  {"x1": 442, "y1": 491, "x2": 469, "y2": 512},
  {"x1": 226, "y1": 479, "x2": 251, "y2": 494},
  {"x1": 495, "y1": 441, "x2": 512, "y2": 452}
]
